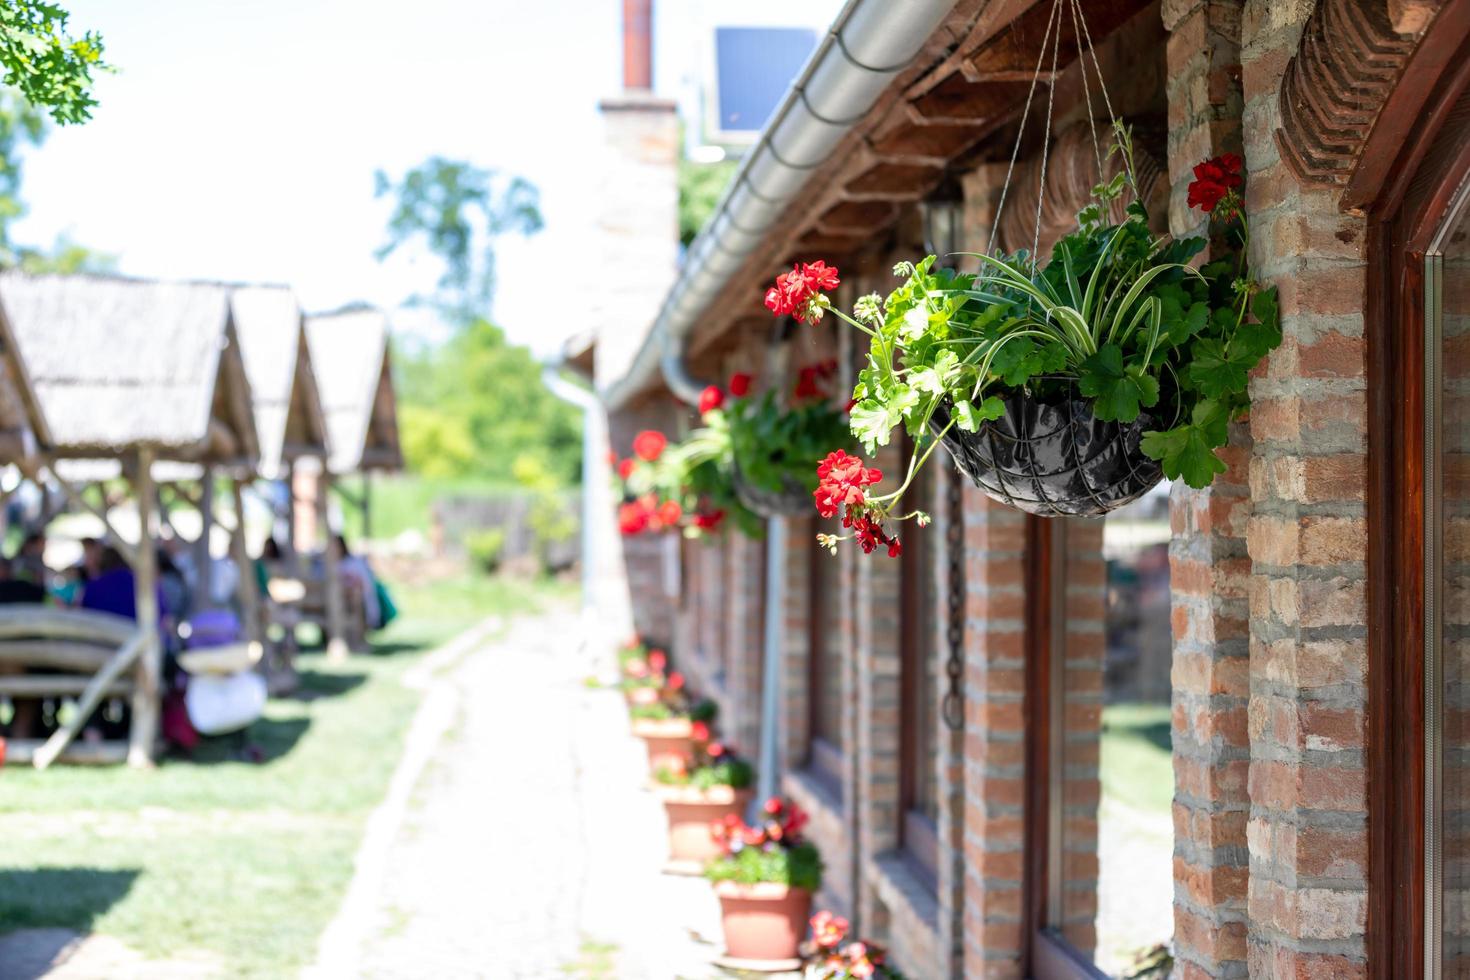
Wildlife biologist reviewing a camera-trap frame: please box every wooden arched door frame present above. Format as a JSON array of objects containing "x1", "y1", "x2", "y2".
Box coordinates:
[{"x1": 1362, "y1": 3, "x2": 1470, "y2": 974}]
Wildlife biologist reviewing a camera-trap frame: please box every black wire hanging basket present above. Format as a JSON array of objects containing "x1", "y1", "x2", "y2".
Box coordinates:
[
  {"x1": 732, "y1": 458, "x2": 812, "y2": 519},
  {"x1": 931, "y1": 385, "x2": 1167, "y2": 518}
]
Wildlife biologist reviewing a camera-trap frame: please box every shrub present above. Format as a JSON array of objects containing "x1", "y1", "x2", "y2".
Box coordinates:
[{"x1": 465, "y1": 527, "x2": 506, "y2": 574}]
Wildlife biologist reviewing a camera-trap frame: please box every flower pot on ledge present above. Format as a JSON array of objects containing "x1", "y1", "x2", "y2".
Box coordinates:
[
  {"x1": 713, "y1": 881, "x2": 811, "y2": 963},
  {"x1": 629, "y1": 717, "x2": 695, "y2": 771},
  {"x1": 656, "y1": 784, "x2": 752, "y2": 865}
]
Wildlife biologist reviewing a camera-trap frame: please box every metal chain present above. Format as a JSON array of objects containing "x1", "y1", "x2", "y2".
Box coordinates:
[{"x1": 941, "y1": 462, "x2": 965, "y2": 731}]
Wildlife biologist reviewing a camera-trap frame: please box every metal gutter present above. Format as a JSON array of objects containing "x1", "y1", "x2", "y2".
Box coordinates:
[{"x1": 606, "y1": 0, "x2": 961, "y2": 409}]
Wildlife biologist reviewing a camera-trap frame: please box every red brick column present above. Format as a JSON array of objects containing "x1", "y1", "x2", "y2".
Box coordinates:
[
  {"x1": 960, "y1": 491, "x2": 1030, "y2": 978},
  {"x1": 1241, "y1": 3, "x2": 1371, "y2": 974},
  {"x1": 855, "y1": 436, "x2": 905, "y2": 931},
  {"x1": 1161, "y1": 2, "x2": 1253, "y2": 976}
]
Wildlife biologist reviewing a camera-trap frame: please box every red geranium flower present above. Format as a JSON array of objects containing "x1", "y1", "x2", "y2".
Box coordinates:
[
  {"x1": 648, "y1": 649, "x2": 667, "y2": 672},
  {"x1": 690, "y1": 720, "x2": 710, "y2": 742},
  {"x1": 707, "y1": 741, "x2": 726, "y2": 758},
  {"x1": 692, "y1": 509, "x2": 725, "y2": 531},
  {"x1": 657, "y1": 499, "x2": 683, "y2": 526},
  {"x1": 763, "y1": 260, "x2": 841, "y2": 323},
  {"x1": 729, "y1": 372, "x2": 752, "y2": 397},
  {"x1": 763, "y1": 796, "x2": 784, "y2": 815},
  {"x1": 793, "y1": 365, "x2": 824, "y2": 401},
  {"x1": 813, "y1": 450, "x2": 883, "y2": 519},
  {"x1": 1187, "y1": 154, "x2": 1245, "y2": 216},
  {"x1": 616, "y1": 458, "x2": 635, "y2": 480},
  {"x1": 698, "y1": 385, "x2": 724, "y2": 414},
  {"x1": 632, "y1": 430, "x2": 667, "y2": 462},
  {"x1": 667, "y1": 670, "x2": 685, "y2": 691},
  {"x1": 811, "y1": 911, "x2": 849, "y2": 950},
  {"x1": 618, "y1": 500, "x2": 649, "y2": 535}
]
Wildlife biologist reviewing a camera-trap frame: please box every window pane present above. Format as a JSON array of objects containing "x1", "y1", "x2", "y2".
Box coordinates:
[
  {"x1": 1437, "y1": 191, "x2": 1470, "y2": 969},
  {"x1": 811, "y1": 517, "x2": 844, "y2": 753},
  {"x1": 1058, "y1": 492, "x2": 1175, "y2": 974},
  {"x1": 902, "y1": 467, "x2": 939, "y2": 824}
]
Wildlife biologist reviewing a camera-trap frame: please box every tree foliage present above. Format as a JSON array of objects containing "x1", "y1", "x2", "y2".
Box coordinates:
[
  {"x1": 395, "y1": 319, "x2": 580, "y2": 484},
  {"x1": 678, "y1": 155, "x2": 736, "y2": 247},
  {"x1": 374, "y1": 157, "x2": 543, "y2": 318},
  {"x1": 0, "y1": 0, "x2": 106, "y2": 125}
]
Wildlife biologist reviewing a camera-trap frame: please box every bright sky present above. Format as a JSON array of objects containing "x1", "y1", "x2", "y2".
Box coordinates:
[
  {"x1": 12, "y1": 0, "x2": 622, "y2": 355},
  {"x1": 12, "y1": 1, "x2": 842, "y2": 357}
]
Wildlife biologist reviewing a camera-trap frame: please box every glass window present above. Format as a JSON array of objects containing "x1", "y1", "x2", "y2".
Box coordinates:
[
  {"x1": 1045, "y1": 492, "x2": 1174, "y2": 975},
  {"x1": 900, "y1": 461, "x2": 939, "y2": 881},
  {"x1": 809, "y1": 517, "x2": 845, "y2": 761},
  {"x1": 1429, "y1": 180, "x2": 1470, "y2": 972}
]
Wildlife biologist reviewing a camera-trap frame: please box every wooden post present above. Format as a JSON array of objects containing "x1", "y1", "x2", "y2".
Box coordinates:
[
  {"x1": 128, "y1": 447, "x2": 161, "y2": 768},
  {"x1": 229, "y1": 479, "x2": 262, "y2": 645},
  {"x1": 362, "y1": 471, "x2": 373, "y2": 542},
  {"x1": 284, "y1": 457, "x2": 297, "y2": 561},
  {"x1": 194, "y1": 466, "x2": 215, "y2": 609},
  {"x1": 319, "y1": 472, "x2": 347, "y2": 662}
]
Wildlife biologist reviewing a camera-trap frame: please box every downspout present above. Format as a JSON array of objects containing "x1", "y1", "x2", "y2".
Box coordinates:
[
  {"x1": 609, "y1": 0, "x2": 960, "y2": 412},
  {"x1": 541, "y1": 366, "x2": 608, "y2": 649}
]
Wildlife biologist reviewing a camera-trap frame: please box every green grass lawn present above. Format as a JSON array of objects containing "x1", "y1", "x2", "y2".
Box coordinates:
[
  {"x1": 1100, "y1": 701, "x2": 1173, "y2": 815},
  {"x1": 0, "y1": 571, "x2": 568, "y2": 977}
]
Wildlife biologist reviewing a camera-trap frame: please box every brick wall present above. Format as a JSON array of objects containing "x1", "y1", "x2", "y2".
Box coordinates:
[
  {"x1": 1162, "y1": 2, "x2": 1254, "y2": 977},
  {"x1": 1241, "y1": 1, "x2": 1372, "y2": 974}
]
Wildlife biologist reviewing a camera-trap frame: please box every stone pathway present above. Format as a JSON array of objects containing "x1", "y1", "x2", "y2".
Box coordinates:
[{"x1": 312, "y1": 606, "x2": 728, "y2": 979}]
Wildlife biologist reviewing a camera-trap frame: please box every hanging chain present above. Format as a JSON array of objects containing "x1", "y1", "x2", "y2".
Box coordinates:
[{"x1": 941, "y1": 462, "x2": 966, "y2": 731}]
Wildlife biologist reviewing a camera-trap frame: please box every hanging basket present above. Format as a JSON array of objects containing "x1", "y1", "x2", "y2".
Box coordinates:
[
  {"x1": 733, "y1": 459, "x2": 811, "y2": 519},
  {"x1": 931, "y1": 388, "x2": 1165, "y2": 518}
]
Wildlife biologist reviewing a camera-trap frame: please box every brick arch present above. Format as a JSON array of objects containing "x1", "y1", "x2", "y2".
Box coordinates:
[
  {"x1": 1274, "y1": 0, "x2": 1470, "y2": 214},
  {"x1": 1275, "y1": 0, "x2": 1419, "y2": 189}
]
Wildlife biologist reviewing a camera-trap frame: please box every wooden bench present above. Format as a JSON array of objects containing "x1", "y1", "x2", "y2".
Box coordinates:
[
  {"x1": 264, "y1": 562, "x2": 368, "y2": 653},
  {"x1": 0, "y1": 606, "x2": 147, "y2": 767}
]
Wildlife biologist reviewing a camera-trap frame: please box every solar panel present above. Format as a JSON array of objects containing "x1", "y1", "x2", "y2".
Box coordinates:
[{"x1": 713, "y1": 26, "x2": 818, "y2": 136}]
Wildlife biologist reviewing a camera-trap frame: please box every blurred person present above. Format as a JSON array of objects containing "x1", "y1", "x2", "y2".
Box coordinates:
[
  {"x1": 331, "y1": 534, "x2": 382, "y2": 629},
  {"x1": 80, "y1": 547, "x2": 168, "y2": 623},
  {"x1": 0, "y1": 556, "x2": 46, "y2": 605},
  {"x1": 12, "y1": 531, "x2": 50, "y2": 586}
]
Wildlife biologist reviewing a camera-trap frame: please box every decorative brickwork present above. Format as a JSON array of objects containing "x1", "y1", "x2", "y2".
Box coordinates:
[{"x1": 1243, "y1": 1, "x2": 1373, "y2": 973}]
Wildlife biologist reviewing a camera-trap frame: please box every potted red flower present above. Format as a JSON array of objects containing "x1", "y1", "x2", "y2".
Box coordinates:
[
  {"x1": 803, "y1": 911, "x2": 906, "y2": 979},
  {"x1": 619, "y1": 647, "x2": 667, "y2": 707},
  {"x1": 653, "y1": 736, "x2": 755, "y2": 868},
  {"x1": 706, "y1": 796, "x2": 823, "y2": 964},
  {"x1": 628, "y1": 672, "x2": 717, "y2": 772}
]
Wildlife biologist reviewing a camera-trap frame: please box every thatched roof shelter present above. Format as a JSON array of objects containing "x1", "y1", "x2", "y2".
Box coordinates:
[
  {"x1": 231, "y1": 285, "x2": 329, "y2": 479},
  {"x1": 0, "y1": 300, "x2": 50, "y2": 466},
  {"x1": 304, "y1": 307, "x2": 401, "y2": 475},
  {"x1": 0, "y1": 272, "x2": 259, "y2": 469}
]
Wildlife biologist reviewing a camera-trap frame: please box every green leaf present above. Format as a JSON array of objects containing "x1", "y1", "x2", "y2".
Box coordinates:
[
  {"x1": 951, "y1": 395, "x2": 1005, "y2": 432},
  {"x1": 1186, "y1": 336, "x2": 1255, "y2": 400},
  {"x1": 909, "y1": 348, "x2": 961, "y2": 395},
  {"x1": 1078, "y1": 344, "x2": 1159, "y2": 422},
  {"x1": 1140, "y1": 423, "x2": 1227, "y2": 488}
]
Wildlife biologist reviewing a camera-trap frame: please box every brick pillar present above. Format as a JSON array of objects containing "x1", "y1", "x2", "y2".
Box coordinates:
[
  {"x1": 1241, "y1": 2, "x2": 1371, "y2": 973},
  {"x1": 960, "y1": 492, "x2": 1030, "y2": 979},
  {"x1": 933, "y1": 466, "x2": 966, "y2": 979},
  {"x1": 1161, "y1": 2, "x2": 1253, "y2": 976},
  {"x1": 1058, "y1": 520, "x2": 1106, "y2": 956},
  {"x1": 724, "y1": 533, "x2": 766, "y2": 758},
  {"x1": 856, "y1": 436, "x2": 905, "y2": 930},
  {"x1": 781, "y1": 517, "x2": 814, "y2": 775}
]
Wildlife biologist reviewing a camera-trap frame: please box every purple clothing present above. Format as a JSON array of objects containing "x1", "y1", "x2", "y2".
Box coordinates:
[{"x1": 80, "y1": 568, "x2": 167, "y2": 621}]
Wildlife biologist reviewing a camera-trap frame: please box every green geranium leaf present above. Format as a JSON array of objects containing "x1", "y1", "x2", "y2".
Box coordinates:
[
  {"x1": 1140, "y1": 423, "x2": 1228, "y2": 488},
  {"x1": 951, "y1": 395, "x2": 1005, "y2": 433},
  {"x1": 1187, "y1": 336, "x2": 1255, "y2": 400},
  {"x1": 1078, "y1": 344, "x2": 1159, "y2": 422}
]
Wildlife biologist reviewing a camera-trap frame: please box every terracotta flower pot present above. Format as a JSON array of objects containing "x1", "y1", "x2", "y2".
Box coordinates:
[
  {"x1": 630, "y1": 717, "x2": 695, "y2": 771},
  {"x1": 656, "y1": 784, "x2": 752, "y2": 863},
  {"x1": 713, "y1": 881, "x2": 811, "y2": 962}
]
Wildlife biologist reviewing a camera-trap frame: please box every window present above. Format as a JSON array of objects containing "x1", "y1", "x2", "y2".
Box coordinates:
[
  {"x1": 899, "y1": 457, "x2": 939, "y2": 885},
  {"x1": 808, "y1": 516, "x2": 844, "y2": 788},
  {"x1": 1426, "y1": 175, "x2": 1470, "y2": 974},
  {"x1": 1026, "y1": 496, "x2": 1175, "y2": 977}
]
